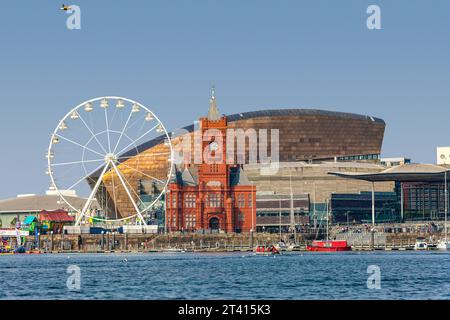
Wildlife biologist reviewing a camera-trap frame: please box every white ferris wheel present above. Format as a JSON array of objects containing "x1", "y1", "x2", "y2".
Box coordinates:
[{"x1": 46, "y1": 96, "x2": 173, "y2": 226}]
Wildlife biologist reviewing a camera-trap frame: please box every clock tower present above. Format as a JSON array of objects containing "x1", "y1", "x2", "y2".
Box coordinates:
[
  {"x1": 198, "y1": 86, "x2": 229, "y2": 188},
  {"x1": 166, "y1": 87, "x2": 256, "y2": 233}
]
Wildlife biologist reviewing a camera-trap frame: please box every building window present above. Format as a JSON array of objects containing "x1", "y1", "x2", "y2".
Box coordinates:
[
  {"x1": 172, "y1": 194, "x2": 177, "y2": 209},
  {"x1": 248, "y1": 193, "x2": 253, "y2": 208},
  {"x1": 238, "y1": 194, "x2": 245, "y2": 208},
  {"x1": 184, "y1": 194, "x2": 196, "y2": 208},
  {"x1": 238, "y1": 213, "x2": 245, "y2": 222},
  {"x1": 172, "y1": 214, "x2": 177, "y2": 227},
  {"x1": 207, "y1": 193, "x2": 221, "y2": 208},
  {"x1": 185, "y1": 214, "x2": 196, "y2": 229}
]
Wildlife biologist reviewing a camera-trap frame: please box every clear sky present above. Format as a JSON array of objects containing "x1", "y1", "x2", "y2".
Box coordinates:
[{"x1": 0, "y1": 0, "x2": 449, "y2": 199}]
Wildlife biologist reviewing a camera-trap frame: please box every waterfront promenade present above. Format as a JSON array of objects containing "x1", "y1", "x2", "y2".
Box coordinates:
[{"x1": 19, "y1": 222, "x2": 449, "y2": 254}]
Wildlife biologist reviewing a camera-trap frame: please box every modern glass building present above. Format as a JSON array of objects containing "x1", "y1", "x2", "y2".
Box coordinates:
[
  {"x1": 330, "y1": 164, "x2": 450, "y2": 223},
  {"x1": 330, "y1": 191, "x2": 399, "y2": 224}
]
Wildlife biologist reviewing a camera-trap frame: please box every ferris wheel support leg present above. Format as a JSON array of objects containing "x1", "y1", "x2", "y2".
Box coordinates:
[
  {"x1": 111, "y1": 161, "x2": 147, "y2": 226},
  {"x1": 75, "y1": 163, "x2": 110, "y2": 226}
]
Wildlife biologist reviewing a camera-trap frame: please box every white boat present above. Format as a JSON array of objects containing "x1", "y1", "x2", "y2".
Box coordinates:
[
  {"x1": 437, "y1": 240, "x2": 450, "y2": 250},
  {"x1": 275, "y1": 241, "x2": 289, "y2": 251},
  {"x1": 162, "y1": 248, "x2": 186, "y2": 253},
  {"x1": 414, "y1": 238, "x2": 429, "y2": 250},
  {"x1": 287, "y1": 243, "x2": 302, "y2": 251}
]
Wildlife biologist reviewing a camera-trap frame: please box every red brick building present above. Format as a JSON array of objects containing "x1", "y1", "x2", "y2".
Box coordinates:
[{"x1": 165, "y1": 89, "x2": 256, "y2": 233}]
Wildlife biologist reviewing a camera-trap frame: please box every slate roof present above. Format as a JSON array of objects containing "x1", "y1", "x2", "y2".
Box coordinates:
[
  {"x1": 0, "y1": 195, "x2": 99, "y2": 213},
  {"x1": 169, "y1": 165, "x2": 252, "y2": 187},
  {"x1": 39, "y1": 210, "x2": 75, "y2": 222}
]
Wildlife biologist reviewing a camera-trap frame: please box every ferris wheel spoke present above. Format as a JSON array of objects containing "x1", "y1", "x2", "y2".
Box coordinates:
[
  {"x1": 76, "y1": 162, "x2": 110, "y2": 226},
  {"x1": 77, "y1": 113, "x2": 109, "y2": 155},
  {"x1": 67, "y1": 162, "x2": 106, "y2": 191},
  {"x1": 117, "y1": 152, "x2": 170, "y2": 161},
  {"x1": 104, "y1": 108, "x2": 112, "y2": 153},
  {"x1": 111, "y1": 161, "x2": 146, "y2": 225},
  {"x1": 112, "y1": 109, "x2": 134, "y2": 155},
  {"x1": 108, "y1": 106, "x2": 119, "y2": 132},
  {"x1": 117, "y1": 123, "x2": 159, "y2": 156},
  {"x1": 119, "y1": 162, "x2": 165, "y2": 184},
  {"x1": 55, "y1": 134, "x2": 105, "y2": 158},
  {"x1": 114, "y1": 168, "x2": 143, "y2": 207},
  {"x1": 110, "y1": 172, "x2": 118, "y2": 220},
  {"x1": 51, "y1": 158, "x2": 105, "y2": 167}
]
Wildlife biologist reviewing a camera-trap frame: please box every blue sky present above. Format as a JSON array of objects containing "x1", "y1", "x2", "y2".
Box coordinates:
[{"x1": 0, "y1": 0, "x2": 449, "y2": 198}]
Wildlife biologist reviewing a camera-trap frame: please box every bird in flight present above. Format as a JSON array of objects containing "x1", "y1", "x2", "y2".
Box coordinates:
[{"x1": 60, "y1": 4, "x2": 71, "y2": 11}]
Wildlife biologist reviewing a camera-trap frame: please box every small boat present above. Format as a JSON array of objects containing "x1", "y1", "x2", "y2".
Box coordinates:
[
  {"x1": 287, "y1": 243, "x2": 302, "y2": 251},
  {"x1": 306, "y1": 240, "x2": 352, "y2": 252},
  {"x1": 275, "y1": 241, "x2": 289, "y2": 251},
  {"x1": 254, "y1": 245, "x2": 280, "y2": 255},
  {"x1": 437, "y1": 240, "x2": 450, "y2": 250},
  {"x1": 306, "y1": 200, "x2": 351, "y2": 252},
  {"x1": 162, "y1": 247, "x2": 186, "y2": 253},
  {"x1": 414, "y1": 237, "x2": 436, "y2": 250}
]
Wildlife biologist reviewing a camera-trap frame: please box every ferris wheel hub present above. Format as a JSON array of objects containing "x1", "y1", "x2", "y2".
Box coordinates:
[{"x1": 104, "y1": 153, "x2": 118, "y2": 164}]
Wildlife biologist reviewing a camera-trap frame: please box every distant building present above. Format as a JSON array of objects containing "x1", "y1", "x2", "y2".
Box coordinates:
[
  {"x1": 330, "y1": 191, "x2": 398, "y2": 223},
  {"x1": 38, "y1": 209, "x2": 75, "y2": 234},
  {"x1": 0, "y1": 192, "x2": 99, "y2": 227},
  {"x1": 255, "y1": 193, "x2": 310, "y2": 232},
  {"x1": 380, "y1": 157, "x2": 411, "y2": 167},
  {"x1": 437, "y1": 147, "x2": 450, "y2": 165}
]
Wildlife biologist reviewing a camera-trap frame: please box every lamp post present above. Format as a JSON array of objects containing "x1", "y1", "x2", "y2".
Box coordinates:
[
  {"x1": 250, "y1": 182, "x2": 255, "y2": 249},
  {"x1": 445, "y1": 168, "x2": 448, "y2": 242},
  {"x1": 50, "y1": 231, "x2": 54, "y2": 252},
  {"x1": 371, "y1": 181, "x2": 375, "y2": 250}
]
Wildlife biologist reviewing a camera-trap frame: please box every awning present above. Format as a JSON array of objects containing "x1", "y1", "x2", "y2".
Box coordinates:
[{"x1": 23, "y1": 216, "x2": 37, "y2": 225}]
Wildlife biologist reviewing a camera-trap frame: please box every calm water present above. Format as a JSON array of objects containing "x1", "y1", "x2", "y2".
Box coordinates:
[{"x1": 1, "y1": 252, "x2": 450, "y2": 300}]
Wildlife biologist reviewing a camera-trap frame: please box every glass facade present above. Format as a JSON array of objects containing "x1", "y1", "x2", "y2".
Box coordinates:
[
  {"x1": 401, "y1": 182, "x2": 450, "y2": 220},
  {"x1": 330, "y1": 191, "x2": 399, "y2": 223},
  {"x1": 336, "y1": 154, "x2": 380, "y2": 161}
]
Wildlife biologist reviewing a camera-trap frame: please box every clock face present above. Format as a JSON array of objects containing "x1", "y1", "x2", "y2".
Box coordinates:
[{"x1": 209, "y1": 141, "x2": 219, "y2": 151}]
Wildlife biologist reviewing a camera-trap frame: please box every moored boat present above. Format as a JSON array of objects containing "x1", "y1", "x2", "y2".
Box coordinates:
[
  {"x1": 437, "y1": 240, "x2": 450, "y2": 250},
  {"x1": 162, "y1": 247, "x2": 187, "y2": 253},
  {"x1": 306, "y1": 240, "x2": 352, "y2": 252},
  {"x1": 254, "y1": 245, "x2": 280, "y2": 255},
  {"x1": 414, "y1": 237, "x2": 437, "y2": 250}
]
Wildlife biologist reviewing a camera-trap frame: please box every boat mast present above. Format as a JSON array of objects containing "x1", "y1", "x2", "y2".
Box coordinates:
[
  {"x1": 445, "y1": 170, "x2": 448, "y2": 241},
  {"x1": 289, "y1": 171, "x2": 296, "y2": 243},
  {"x1": 326, "y1": 199, "x2": 329, "y2": 241},
  {"x1": 279, "y1": 199, "x2": 282, "y2": 240}
]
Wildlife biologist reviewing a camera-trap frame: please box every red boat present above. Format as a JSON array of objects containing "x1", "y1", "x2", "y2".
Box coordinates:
[
  {"x1": 306, "y1": 240, "x2": 352, "y2": 252},
  {"x1": 255, "y1": 245, "x2": 280, "y2": 255}
]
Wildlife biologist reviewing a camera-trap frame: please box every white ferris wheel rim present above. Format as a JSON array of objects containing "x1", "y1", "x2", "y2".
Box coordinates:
[{"x1": 47, "y1": 96, "x2": 173, "y2": 224}]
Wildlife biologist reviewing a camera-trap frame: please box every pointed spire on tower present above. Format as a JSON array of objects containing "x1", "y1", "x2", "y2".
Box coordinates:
[{"x1": 207, "y1": 85, "x2": 221, "y2": 121}]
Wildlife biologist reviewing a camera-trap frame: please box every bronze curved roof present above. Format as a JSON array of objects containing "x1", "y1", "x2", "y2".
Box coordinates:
[{"x1": 119, "y1": 108, "x2": 384, "y2": 161}]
